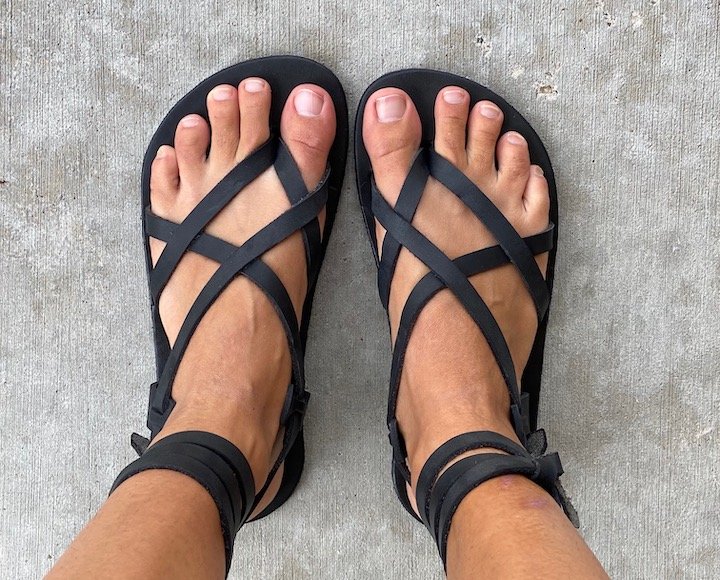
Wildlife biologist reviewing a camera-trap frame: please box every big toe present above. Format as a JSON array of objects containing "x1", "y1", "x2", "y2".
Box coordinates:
[
  {"x1": 362, "y1": 89, "x2": 422, "y2": 206},
  {"x1": 280, "y1": 84, "x2": 336, "y2": 191}
]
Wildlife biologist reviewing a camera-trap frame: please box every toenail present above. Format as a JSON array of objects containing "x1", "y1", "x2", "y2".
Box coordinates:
[
  {"x1": 244, "y1": 78, "x2": 265, "y2": 93},
  {"x1": 533, "y1": 165, "x2": 544, "y2": 177},
  {"x1": 376, "y1": 94, "x2": 406, "y2": 123},
  {"x1": 294, "y1": 89, "x2": 324, "y2": 117},
  {"x1": 443, "y1": 90, "x2": 466, "y2": 105},
  {"x1": 506, "y1": 132, "x2": 526, "y2": 145},
  {"x1": 211, "y1": 87, "x2": 234, "y2": 101},
  {"x1": 155, "y1": 147, "x2": 167, "y2": 159},
  {"x1": 181, "y1": 116, "x2": 200, "y2": 127},
  {"x1": 479, "y1": 103, "x2": 501, "y2": 119}
]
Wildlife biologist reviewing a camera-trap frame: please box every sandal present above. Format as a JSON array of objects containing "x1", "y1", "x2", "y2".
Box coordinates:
[
  {"x1": 354, "y1": 69, "x2": 578, "y2": 567},
  {"x1": 109, "y1": 56, "x2": 348, "y2": 575}
]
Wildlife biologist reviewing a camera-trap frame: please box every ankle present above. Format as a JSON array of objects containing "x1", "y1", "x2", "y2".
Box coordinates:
[
  {"x1": 398, "y1": 377, "x2": 520, "y2": 485},
  {"x1": 154, "y1": 398, "x2": 277, "y2": 491}
]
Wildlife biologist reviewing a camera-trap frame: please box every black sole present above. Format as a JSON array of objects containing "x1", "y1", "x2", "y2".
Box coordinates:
[
  {"x1": 354, "y1": 69, "x2": 558, "y2": 520},
  {"x1": 140, "y1": 55, "x2": 349, "y2": 522}
]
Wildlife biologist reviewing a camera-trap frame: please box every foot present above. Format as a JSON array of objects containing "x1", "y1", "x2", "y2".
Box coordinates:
[
  {"x1": 362, "y1": 87, "x2": 550, "y2": 509},
  {"x1": 147, "y1": 78, "x2": 336, "y2": 512}
]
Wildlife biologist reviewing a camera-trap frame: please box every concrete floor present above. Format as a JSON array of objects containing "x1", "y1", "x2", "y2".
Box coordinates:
[{"x1": 1, "y1": 0, "x2": 718, "y2": 578}]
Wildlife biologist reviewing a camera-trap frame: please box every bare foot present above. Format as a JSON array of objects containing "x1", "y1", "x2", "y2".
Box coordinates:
[
  {"x1": 362, "y1": 86, "x2": 550, "y2": 507},
  {"x1": 147, "y1": 78, "x2": 336, "y2": 507}
]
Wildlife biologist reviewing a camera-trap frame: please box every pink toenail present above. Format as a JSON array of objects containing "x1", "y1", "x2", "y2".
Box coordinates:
[
  {"x1": 244, "y1": 78, "x2": 265, "y2": 93},
  {"x1": 443, "y1": 90, "x2": 466, "y2": 104},
  {"x1": 181, "y1": 116, "x2": 200, "y2": 127},
  {"x1": 376, "y1": 94, "x2": 406, "y2": 123},
  {"x1": 479, "y1": 103, "x2": 501, "y2": 118},
  {"x1": 211, "y1": 87, "x2": 234, "y2": 101},
  {"x1": 294, "y1": 89, "x2": 324, "y2": 117},
  {"x1": 506, "y1": 132, "x2": 526, "y2": 145},
  {"x1": 533, "y1": 165, "x2": 544, "y2": 177}
]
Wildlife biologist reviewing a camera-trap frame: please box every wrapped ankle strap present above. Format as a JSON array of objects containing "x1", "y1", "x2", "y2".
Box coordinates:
[
  {"x1": 415, "y1": 430, "x2": 579, "y2": 567},
  {"x1": 109, "y1": 431, "x2": 255, "y2": 577}
]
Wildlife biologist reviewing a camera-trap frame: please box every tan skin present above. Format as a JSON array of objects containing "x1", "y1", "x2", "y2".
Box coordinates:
[{"x1": 48, "y1": 79, "x2": 608, "y2": 579}]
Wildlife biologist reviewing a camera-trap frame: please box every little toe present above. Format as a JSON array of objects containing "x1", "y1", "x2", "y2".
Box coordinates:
[
  {"x1": 523, "y1": 165, "x2": 551, "y2": 229},
  {"x1": 149, "y1": 144, "x2": 180, "y2": 207},
  {"x1": 148, "y1": 145, "x2": 179, "y2": 264},
  {"x1": 206, "y1": 84, "x2": 240, "y2": 167},
  {"x1": 237, "y1": 77, "x2": 272, "y2": 160},
  {"x1": 433, "y1": 86, "x2": 470, "y2": 167},
  {"x1": 174, "y1": 114, "x2": 210, "y2": 186}
]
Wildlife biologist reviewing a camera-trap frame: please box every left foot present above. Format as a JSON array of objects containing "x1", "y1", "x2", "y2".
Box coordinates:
[{"x1": 362, "y1": 86, "x2": 550, "y2": 509}]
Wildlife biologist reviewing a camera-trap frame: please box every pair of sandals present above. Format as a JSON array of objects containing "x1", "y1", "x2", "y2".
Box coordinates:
[{"x1": 109, "y1": 56, "x2": 578, "y2": 575}]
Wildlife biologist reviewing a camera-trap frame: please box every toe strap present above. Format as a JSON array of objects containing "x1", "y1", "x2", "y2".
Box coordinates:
[
  {"x1": 109, "y1": 431, "x2": 255, "y2": 577},
  {"x1": 415, "y1": 430, "x2": 578, "y2": 568}
]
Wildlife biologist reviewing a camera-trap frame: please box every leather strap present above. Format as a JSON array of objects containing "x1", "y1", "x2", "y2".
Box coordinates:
[
  {"x1": 145, "y1": 140, "x2": 329, "y2": 439},
  {"x1": 149, "y1": 139, "x2": 276, "y2": 303},
  {"x1": 109, "y1": 431, "x2": 255, "y2": 577},
  {"x1": 413, "y1": 431, "x2": 576, "y2": 567}
]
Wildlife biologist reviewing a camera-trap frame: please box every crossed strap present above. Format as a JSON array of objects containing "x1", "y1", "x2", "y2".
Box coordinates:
[
  {"x1": 374, "y1": 148, "x2": 552, "y2": 463},
  {"x1": 132, "y1": 136, "x2": 328, "y2": 506},
  {"x1": 415, "y1": 430, "x2": 579, "y2": 566},
  {"x1": 110, "y1": 431, "x2": 255, "y2": 576},
  {"x1": 370, "y1": 146, "x2": 577, "y2": 555}
]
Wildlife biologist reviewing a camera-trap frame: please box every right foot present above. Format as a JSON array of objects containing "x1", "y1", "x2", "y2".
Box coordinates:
[
  {"x1": 146, "y1": 78, "x2": 336, "y2": 512},
  {"x1": 362, "y1": 87, "x2": 552, "y2": 511}
]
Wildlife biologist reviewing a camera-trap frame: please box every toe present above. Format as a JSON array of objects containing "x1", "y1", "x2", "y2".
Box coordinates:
[
  {"x1": 149, "y1": 145, "x2": 180, "y2": 213},
  {"x1": 174, "y1": 114, "x2": 210, "y2": 185},
  {"x1": 523, "y1": 165, "x2": 550, "y2": 227},
  {"x1": 148, "y1": 145, "x2": 179, "y2": 265},
  {"x1": 362, "y1": 88, "x2": 422, "y2": 207},
  {"x1": 206, "y1": 84, "x2": 240, "y2": 167},
  {"x1": 237, "y1": 77, "x2": 271, "y2": 160},
  {"x1": 279, "y1": 84, "x2": 336, "y2": 190},
  {"x1": 496, "y1": 131, "x2": 531, "y2": 197},
  {"x1": 433, "y1": 86, "x2": 470, "y2": 167},
  {"x1": 467, "y1": 101, "x2": 503, "y2": 181}
]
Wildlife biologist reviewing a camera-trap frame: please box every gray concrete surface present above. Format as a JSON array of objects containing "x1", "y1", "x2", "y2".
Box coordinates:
[{"x1": 1, "y1": 0, "x2": 718, "y2": 578}]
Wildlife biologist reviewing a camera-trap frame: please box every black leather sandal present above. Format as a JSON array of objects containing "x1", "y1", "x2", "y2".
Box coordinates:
[
  {"x1": 354, "y1": 69, "x2": 578, "y2": 567},
  {"x1": 109, "y1": 56, "x2": 348, "y2": 576}
]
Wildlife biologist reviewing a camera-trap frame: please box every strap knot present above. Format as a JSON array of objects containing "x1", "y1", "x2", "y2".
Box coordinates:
[{"x1": 532, "y1": 451, "x2": 564, "y2": 487}]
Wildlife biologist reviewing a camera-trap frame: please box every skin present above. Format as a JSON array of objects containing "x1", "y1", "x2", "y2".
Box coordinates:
[{"x1": 47, "y1": 78, "x2": 608, "y2": 579}]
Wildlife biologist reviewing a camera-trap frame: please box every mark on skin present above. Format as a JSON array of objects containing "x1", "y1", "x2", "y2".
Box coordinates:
[
  {"x1": 497, "y1": 475, "x2": 517, "y2": 489},
  {"x1": 497, "y1": 476, "x2": 554, "y2": 510},
  {"x1": 524, "y1": 496, "x2": 553, "y2": 510}
]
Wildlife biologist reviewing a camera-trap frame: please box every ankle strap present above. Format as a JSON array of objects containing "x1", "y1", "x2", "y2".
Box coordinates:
[
  {"x1": 415, "y1": 430, "x2": 579, "y2": 567},
  {"x1": 109, "y1": 431, "x2": 255, "y2": 577}
]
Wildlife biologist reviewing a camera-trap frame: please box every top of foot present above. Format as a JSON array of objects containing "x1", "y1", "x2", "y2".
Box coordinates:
[
  {"x1": 147, "y1": 77, "x2": 336, "y2": 509},
  {"x1": 362, "y1": 86, "x2": 551, "y2": 505}
]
